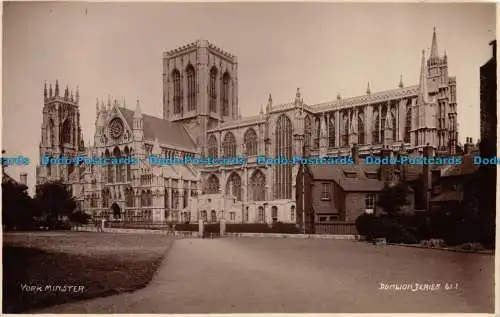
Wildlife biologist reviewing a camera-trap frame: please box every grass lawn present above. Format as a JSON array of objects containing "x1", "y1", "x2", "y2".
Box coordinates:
[{"x1": 2, "y1": 231, "x2": 174, "y2": 313}]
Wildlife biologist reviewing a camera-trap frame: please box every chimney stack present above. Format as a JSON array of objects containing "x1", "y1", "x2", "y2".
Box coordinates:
[
  {"x1": 464, "y1": 136, "x2": 473, "y2": 155},
  {"x1": 20, "y1": 173, "x2": 27, "y2": 186}
]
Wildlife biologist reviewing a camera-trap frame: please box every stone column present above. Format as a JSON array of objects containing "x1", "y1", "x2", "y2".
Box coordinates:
[
  {"x1": 335, "y1": 110, "x2": 340, "y2": 150},
  {"x1": 220, "y1": 218, "x2": 226, "y2": 236},
  {"x1": 198, "y1": 218, "x2": 204, "y2": 237}
]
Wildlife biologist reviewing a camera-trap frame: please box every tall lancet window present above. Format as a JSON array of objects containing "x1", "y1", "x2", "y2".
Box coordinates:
[
  {"x1": 381, "y1": 106, "x2": 388, "y2": 142},
  {"x1": 244, "y1": 128, "x2": 258, "y2": 156},
  {"x1": 209, "y1": 67, "x2": 217, "y2": 113},
  {"x1": 391, "y1": 110, "x2": 397, "y2": 141},
  {"x1": 250, "y1": 170, "x2": 266, "y2": 201},
  {"x1": 226, "y1": 172, "x2": 242, "y2": 201},
  {"x1": 105, "y1": 149, "x2": 113, "y2": 183},
  {"x1": 358, "y1": 110, "x2": 365, "y2": 145},
  {"x1": 304, "y1": 116, "x2": 312, "y2": 152},
  {"x1": 221, "y1": 72, "x2": 230, "y2": 117},
  {"x1": 207, "y1": 135, "x2": 218, "y2": 158},
  {"x1": 372, "y1": 110, "x2": 380, "y2": 144},
  {"x1": 404, "y1": 104, "x2": 412, "y2": 143},
  {"x1": 222, "y1": 132, "x2": 236, "y2": 157},
  {"x1": 48, "y1": 119, "x2": 55, "y2": 146},
  {"x1": 61, "y1": 119, "x2": 72, "y2": 144},
  {"x1": 342, "y1": 112, "x2": 349, "y2": 147},
  {"x1": 314, "y1": 118, "x2": 320, "y2": 149},
  {"x1": 172, "y1": 69, "x2": 182, "y2": 114},
  {"x1": 274, "y1": 115, "x2": 292, "y2": 199},
  {"x1": 186, "y1": 65, "x2": 196, "y2": 111},
  {"x1": 328, "y1": 115, "x2": 336, "y2": 148}
]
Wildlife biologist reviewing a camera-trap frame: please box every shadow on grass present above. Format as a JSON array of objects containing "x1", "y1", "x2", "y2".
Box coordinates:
[{"x1": 3, "y1": 240, "x2": 174, "y2": 313}]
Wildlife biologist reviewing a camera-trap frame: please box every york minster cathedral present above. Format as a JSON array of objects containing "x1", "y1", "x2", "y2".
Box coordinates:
[{"x1": 36, "y1": 28, "x2": 459, "y2": 224}]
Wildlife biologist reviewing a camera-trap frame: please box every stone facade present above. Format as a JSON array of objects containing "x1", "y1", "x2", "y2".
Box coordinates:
[{"x1": 36, "y1": 29, "x2": 458, "y2": 224}]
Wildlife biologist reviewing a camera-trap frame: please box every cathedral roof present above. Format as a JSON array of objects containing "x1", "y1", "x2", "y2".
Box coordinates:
[
  {"x1": 215, "y1": 115, "x2": 264, "y2": 130},
  {"x1": 311, "y1": 85, "x2": 419, "y2": 112},
  {"x1": 118, "y1": 107, "x2": 197, "y2": 152},
  {"x1": 308, "y1": 164, "x2": 384, "y2": 192}
]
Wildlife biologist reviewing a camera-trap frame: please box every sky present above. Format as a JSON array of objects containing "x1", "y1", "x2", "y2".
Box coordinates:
[{"x1": 2, "y1": 2, "x2": 496, "y2": 193}]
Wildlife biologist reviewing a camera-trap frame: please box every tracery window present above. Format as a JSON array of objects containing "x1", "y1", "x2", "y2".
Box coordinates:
[
  {"x1": 205, "y1": 174, "x2": 220, "y2": 194},
  {"x1": 61, "y1": 119, "x2": 72, "y2": 144},
  {"x1": 358, "y1": 110, "x2": 365, "y2": 145},
  {"x1": 391, "y1": 110, "x2": 397, "y2": 141},
  {"x1": 207, "y1": 135, "x2": 218, "y2": 158},
  {"x1": 274, "y1": 115, "x2": 292, "y2": 199},
  {"x1": 222, "y1": 132, "x2": 236, "y2": 157},
  {"x1": 250, "y1": 170, "x2": 266, "y2": 201},
  {"x1": 48, "y1": 119, "x2": 55, "y2": 146},
  {"x1": 226, "y1": 172, "x2": 242, "y2": 201},
  {"x1": 102, "y1": 188, "x2": 110, "y2": 208},
  {"x1": 221, "y1": 72, "x2": 230, "y2": 117},
  {"x1": 404, "y1": 103, "x2": 412, "y2": 143},
  {"x1": 209, "y1": 67, "x2": 217, "y2": 113},
  {"x1": 314, "y1": 118, "x2": 320, "y2": 149},
  {"x1": 244, "y1": 128, "x2": 258, "y2": 156},
  {"x1": 172, "y1": 69, "x2": 182, "y2": 114},
  {"x1": 186, "y1": 65, "x2": 196, "y2": 111},
  {"x1": 342, "y1": 112, "x2": 349, "y2": 147},
  {"x1": 125, "y1": 187, "x2": 134, "y2": 207},
  {"x1": 328, "y1": 115, "x2": 336, "y2": 148},
  {"x1": 381, "y1": 106, "x2": 387, "y2": 143},
  {"x1": 372, "y1": 110, "x2": 380, "y2": 144}
]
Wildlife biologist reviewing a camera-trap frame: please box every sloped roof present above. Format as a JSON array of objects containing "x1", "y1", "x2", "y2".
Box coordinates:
[
  {"x1": 308, "y1": 164, "x2": 384, "y2": 192},
  {"x1": 118, "y1": 107, "x2": 197, "y2": 152},
  {"x1": 215, "y1": 115, "x2": 264, "y2": 130},
  {"x1": 440, "y1": 154, "x2": 479, "y2": 178}
]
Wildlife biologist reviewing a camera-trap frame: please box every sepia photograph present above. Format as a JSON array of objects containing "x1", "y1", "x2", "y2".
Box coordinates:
[{"x1": 1, "y1": 1, "x2": 497, "y2": 314}]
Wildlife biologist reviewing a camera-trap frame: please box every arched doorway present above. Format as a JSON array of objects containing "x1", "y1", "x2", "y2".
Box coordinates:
[{"x1": 111, "y1": 203, "x2": 121, "y2": 220}]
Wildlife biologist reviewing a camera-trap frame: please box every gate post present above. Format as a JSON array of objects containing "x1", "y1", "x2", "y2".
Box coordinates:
[
  {"x1": 220, "y1": 218, "x2": 226, "y2": 236},
  {"x1": 198, "y1": 219, "x2": 204, "y2": 238}
]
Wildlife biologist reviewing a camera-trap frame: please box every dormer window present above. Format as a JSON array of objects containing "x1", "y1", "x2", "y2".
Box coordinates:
[{"x1": 344, "y1": 171, "x2": 357, "y2": 178}]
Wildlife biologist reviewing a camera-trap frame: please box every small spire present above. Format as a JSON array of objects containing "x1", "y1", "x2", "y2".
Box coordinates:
[
  {"x1": 55, "y1": 80, "x2": 59, "y2": 96},
  {"x1": 107, "y1": 95, "x2": 111, "y2": 110},
  {"x1": 267, "y1": 93, "x2": 272, "y2": 113},
  {"x1": 64, "y1": 86, "x2": 69, "y2": 99},
  {"x1": 76, "y1": 86, "x2": 80, "y2": 103},
  {"x1": 337, "y1": 92, "x2": 341, "y2": 100},
  {"x1": 100, "y1": 98, "x2": 105, "y2": 112},
  {"x1": 418, "y1": 49, "x2": 428, "y2": 104},
  {"x1": 96, "y1": 98, "x2": 100, "y2": 114},
  {"x1": 295, "y1": 88, "x2": 301, "y2": 105},
  {"x1": 44, "y1": 82, "x2": 47, "y2": 99},
  {"x1": 399, "y1": 73, "x2": 404, "y2": 88},
  {"x1": 49, "y1": 84, "x2": 53, "y2": 97},
  {"x1": 152, "y1": 137, "x2": 161, "y2": 155},
  {"x1": 366, "y1": 82, "x2": 371, "y2": 94},
  {"x1": 260, "y1": 104, "x2": 264, "y2": 116},
  {"x1": 430, "y1": 27, "x2": 439, "y2": 59},
  {"x1": 134, "y1": 98, "x2": 142, "y2": 118},
  {"x1": 70, "y1": 89, "x2": 74, "y2": 101}
]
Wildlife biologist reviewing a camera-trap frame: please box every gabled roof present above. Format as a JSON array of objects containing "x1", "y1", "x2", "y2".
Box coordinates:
[
  {"x1": 308, "y1": 164, "x2": 384, "y2": 192},
  {"x1": 118, "y1": 107, "x2": 197, "y2": 152}
]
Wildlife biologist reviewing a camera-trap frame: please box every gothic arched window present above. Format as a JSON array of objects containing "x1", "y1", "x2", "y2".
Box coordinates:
[
  {"x1": 61, "y1": 119, "x2": 72, "y2": 144},
  {"x1": 124, "y1": 147, "x2": 131, "y2": 181},
  {"x1": 372, "y1": 110, "x2": 380, "y2": 144},
  {"x1": 209, "y1": 67, "x2": 217, "y2": 113},
  {"x1": 183, "y1": 189, "x2": 189, "y2": 208},
  {"x1": 381, "y1": 106, "x2": 387, "y2": 142},
  {"x1": 205, "y1": 174, "x2": 220, "y2": 194},
  {"x1": 186, "y1": 64, "x2": 196, "y2": 111},
  {"x1": 207, "y1": 135, "x2": 218, "y2": 158},
  {"x1": 125, "y1": 187, "x2": 134, "y2": 207},
  {"x1": 304, "y1": 116, "x2": 312, "y2": 152},
  {"x1": 391, "y1": 111, "x2": 397, "y2": 141},
  {"x1": 358, "y1": 110, "x2": 365, "y2": 145},
  {"x1": 404, "y1": 104, "x2": 412, "y2": 143},
  {"x1": 172, "y1": 69, "x2": 182, "y2": 114},
  {"x1": 226, "y1": 172, "x2": 242, "y2": 201},
  {"x1": 328, "y1": 115, "x2": 336, "y2": 148},
  {"x1": 222, "y1": 132, "x2": 236, "y2": 157},
  {"x1": 221, "y1": 72, "x2": 230, "y2": 117},
  {"x1": 244, "y1": 128, "x2": 258, "y2": 156},
  {"x1": 102, "y1": 188, "x2": 110, "y2": 208},
  {"x1": 250, "y1": 170, "x2": 266, "y2": 201},
  {"x1": 275, "y1": 115, "x2": 292, "y2": 199},
  {"x1": 342, "y1": 112, "x2": 349, "y2": 147},
  {"x1": 48, "y1": 119, "x2": 55, "y2": 146},
  {"x1": 314, "y1": 118, "x2": 320, "y2": 149},
  {"x1": 113, "y1": 147, "x2": 124, "y2": 183},
  {"x1": 105, "y1": 149, "x2": 113, "y2": 183}
]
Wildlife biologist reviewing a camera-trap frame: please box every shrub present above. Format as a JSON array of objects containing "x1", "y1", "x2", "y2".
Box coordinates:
[{"x1": 355, "y1": 213, "x2": 376, "y2": 238}]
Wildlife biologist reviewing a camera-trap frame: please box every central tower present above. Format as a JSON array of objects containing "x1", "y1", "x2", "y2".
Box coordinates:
[{"x1": 162, "y1": 40, "x2": 239, "y2": 155}]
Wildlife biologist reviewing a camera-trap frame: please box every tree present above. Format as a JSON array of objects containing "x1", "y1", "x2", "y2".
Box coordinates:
[
  {"x1": 34, "y1": 181, "x2": 77, "y2": 229},
  {"x1": 2, "y1": 179, "x2": 36, "y2": 230},
  {"x1": 377, "y1": 182, "x2": 411, "y2": 216}
]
